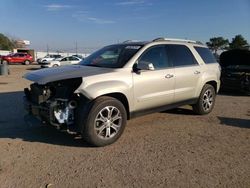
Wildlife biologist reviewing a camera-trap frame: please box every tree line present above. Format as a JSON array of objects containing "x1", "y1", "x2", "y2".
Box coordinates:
[
  {"x1": 206, "y1": 34, "x2": 249, "y2": 54},
  {"x1": 0, "y1": 33, "x2": 27, "y2": 51},
  {"x1": 0, "y1": 32, "x2": 249, "y2": 53},
  {"x1": 0, "y1": 33, "x2": 15, "y2": 50}
]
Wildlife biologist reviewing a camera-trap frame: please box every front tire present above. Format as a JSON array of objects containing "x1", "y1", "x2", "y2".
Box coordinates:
[
  {"x1": 24, "y1": 60, "x2": 30, "y2": 65},
  {"x1": 79, "y1": 96, "x2": 127, "y2": 147},
  {"x1": 193, "y1": 84, "x2": 216, "y2": 115}
]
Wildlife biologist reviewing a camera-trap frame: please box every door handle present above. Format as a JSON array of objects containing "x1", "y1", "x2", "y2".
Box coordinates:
[
  {"x1": 194, "y1": 70, "x2": 200, "y2": 74},
  {"x1": 165, "y1": 74, "x2": 174, "y2": 79}
]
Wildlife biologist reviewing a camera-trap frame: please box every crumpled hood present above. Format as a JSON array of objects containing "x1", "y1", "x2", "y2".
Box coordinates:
[{"x1": 24, "y1": 65, "x2": 113, "y2": 84}]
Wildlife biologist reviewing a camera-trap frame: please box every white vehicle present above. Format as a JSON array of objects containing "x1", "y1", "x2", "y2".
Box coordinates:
[
  {"x1": 37, "y1": 54, "x2": 63, "y2": 64},
  {"x1": 41, "y1": 56, "x2": 82, "y2": 68}
]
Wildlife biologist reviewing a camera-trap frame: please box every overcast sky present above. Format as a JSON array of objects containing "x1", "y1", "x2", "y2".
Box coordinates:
[{"x1": 0, "y1": 0, "x2": 249, "y2": 52}]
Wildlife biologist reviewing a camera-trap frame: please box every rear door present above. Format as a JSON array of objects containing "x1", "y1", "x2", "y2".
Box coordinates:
[
  {"x1": 68, "y1": 56, "x2": 80, "y2": 64},
  {"x1": 166, "y1": 44, "x2": 202, "y2": 102},
  {"x1": 133, "y1": 45, "x2": 175, "y2": 111}
]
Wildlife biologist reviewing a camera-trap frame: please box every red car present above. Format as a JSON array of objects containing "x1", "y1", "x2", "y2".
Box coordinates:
[{"x1": 1, "y1": 53, "x2": 33, "y2": 65}]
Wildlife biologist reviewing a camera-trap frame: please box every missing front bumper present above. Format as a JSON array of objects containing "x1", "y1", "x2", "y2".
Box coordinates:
[{"x1": 23, "y1": 96, "x2": 76, "y2": 128}]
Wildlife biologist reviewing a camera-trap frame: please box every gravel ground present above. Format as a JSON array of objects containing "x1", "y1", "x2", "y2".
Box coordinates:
[{"x1": 0, "y1": 65, "x2": 249, "y2": 188}]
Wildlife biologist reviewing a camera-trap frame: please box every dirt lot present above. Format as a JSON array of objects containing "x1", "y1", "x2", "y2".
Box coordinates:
[{"x1": 0, "y1": 65, "x2": 249, "y2": 188}]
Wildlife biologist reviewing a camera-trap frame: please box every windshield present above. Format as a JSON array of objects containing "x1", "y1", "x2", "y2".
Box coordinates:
[{"x1": 80, "y1": 44, "x2": 143, "y2": 68}]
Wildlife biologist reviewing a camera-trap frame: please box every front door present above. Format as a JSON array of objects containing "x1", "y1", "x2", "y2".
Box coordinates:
[
  {"x1": 12, "y1": 53, "x2": 22, "y2": 63},
  {"x1": 68, "y1": 56, "x2": 80, "y2": 64},
  {"x1": 133, "y1": 45, "x2": 175, "y2": 112},
  {"x1": 60, "y1": 57, "x2": 70, "y2": 66}
]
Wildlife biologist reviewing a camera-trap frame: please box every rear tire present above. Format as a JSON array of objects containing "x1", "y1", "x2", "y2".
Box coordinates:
[
  {"x1": 78, "y1": 96, "x2": 127, "y2": 147},
  {"x1": 192, "y1": 84, "x2": 216, "y2": 115},
  {"x1": 2, "y1": 60, "x2": 8, "y2": 65}
]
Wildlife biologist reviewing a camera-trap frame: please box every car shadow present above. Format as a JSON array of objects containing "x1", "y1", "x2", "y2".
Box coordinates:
[
  {"x1": 0, "y1": 91, "x2": 91, "y2": 147},
  {"x1": 26, "y1": 67, "x2": 41, "y2": 71},
  {"x1": 162, "y1": 107, "x2": 196, "y2": 115},
  {"x1": 218, "y1": 116, "x2": 250, "y2": 129},
  {"x1": 218, "y1": 90, "x2": 249, "y2": 97}
]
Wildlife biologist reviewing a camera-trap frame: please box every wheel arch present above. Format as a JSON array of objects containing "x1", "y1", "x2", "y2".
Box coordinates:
[
  {"x1": 205, "y1": 80, "x2": 217, "y2": 92},
  {"x1": 24, "y1": 59, "x2": 31, "y2": 64},
  {"x1": 2, "y1": 59, "x2": 9, "y2": 64},
  {"x1": 100, "y1": 92, "x2": 130, "y2": 120}
]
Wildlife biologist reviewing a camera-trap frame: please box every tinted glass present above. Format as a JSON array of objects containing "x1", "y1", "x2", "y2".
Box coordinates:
[
  {"x1": 167, "y1": 45, "x2": 197, "y2": 67},
  {"x1": 61, "y1": 57, "x2": 68, "y2": 61},
  {"x1": 138, "y1": 45, "x2": 169, "y2": 69},
  {"x1": 69, "y1": 56, "x2": 79, "y2": 61},
  {"x1": 194, "y1": 47, "x2": 216, "y2": 64},
  {"x1": 80, "y1": 44, "x2": 143, "y2": 68}
]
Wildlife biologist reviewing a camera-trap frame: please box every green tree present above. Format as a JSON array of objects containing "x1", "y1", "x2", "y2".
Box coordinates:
[
  {"x1": 206, "y1": 37, "x2": 229, "y2": 54},
  {"x1": 229, "y1": 35, "x2": 249, "y2": 50},
  {"x1": 0, "y1": 33, "x2": 14, "y2": 50}
]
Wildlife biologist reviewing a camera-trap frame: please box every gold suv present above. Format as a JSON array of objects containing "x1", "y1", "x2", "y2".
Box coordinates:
[{"x1": 24, "y1": 38, "x2": 221, "y2": 146}]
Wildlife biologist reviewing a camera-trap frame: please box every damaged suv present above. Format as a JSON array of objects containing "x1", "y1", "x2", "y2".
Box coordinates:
[
  {"x1": 220, "y1": 49, "x2": 250, "y2": 94},
  {"x1": 24, "y1": 38, "x2": 221, "y2": 146}
]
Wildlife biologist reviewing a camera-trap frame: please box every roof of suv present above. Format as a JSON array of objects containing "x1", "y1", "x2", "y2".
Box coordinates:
[{"x1": 120, "y1": 38, "x2": 207, "y2": 48}]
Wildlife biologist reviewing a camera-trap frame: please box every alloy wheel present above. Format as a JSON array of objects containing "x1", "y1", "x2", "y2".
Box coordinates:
[
  {"x1": 94, "y1": 106, "x2": 122, "y2": 140},
  {"x1": 202, "y1": 89, "x2": 213, "y2": 111}
]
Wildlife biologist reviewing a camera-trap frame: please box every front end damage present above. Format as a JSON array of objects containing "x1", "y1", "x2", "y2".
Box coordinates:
[
  {"x1": 221, "y1": 67, "x2": 250, "y2": 94},
  {"x1": 24, "y1": 78, "x2": 84, "y2": 131},
  {"x1": 220, "y1": 49, "x2": 250, "y2": 94}
]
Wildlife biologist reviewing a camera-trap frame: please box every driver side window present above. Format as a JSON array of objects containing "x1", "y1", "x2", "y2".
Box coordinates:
[
  {"x1": 138, "y1": 45, "x2": 169, "y2": 70},
  {"x1": 61, "y1": 57, "x2": 68, "y2": 61}
]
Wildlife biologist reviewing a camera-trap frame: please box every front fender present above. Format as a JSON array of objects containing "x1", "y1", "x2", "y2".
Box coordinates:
[{"x1": 75, "y1": 80, "x2": 133, "y2": 104}]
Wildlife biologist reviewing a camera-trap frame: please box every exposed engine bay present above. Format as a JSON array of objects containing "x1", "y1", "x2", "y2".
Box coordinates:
[{"x1": 24, "y1": 78, "x2": 83, "y2": 130}]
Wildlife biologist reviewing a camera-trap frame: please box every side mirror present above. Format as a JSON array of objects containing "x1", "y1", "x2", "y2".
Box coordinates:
[{"x1": 136, "y1": 61, "x2": 155, "y2": 71}]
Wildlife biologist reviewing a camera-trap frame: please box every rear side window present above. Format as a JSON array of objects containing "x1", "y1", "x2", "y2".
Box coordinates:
[
  {"x1": 194, "y1": 47, "x2": 216, "y2": 64},
  {"x1": 166, "y1": 45, "x2": 198, "y2": 67}
]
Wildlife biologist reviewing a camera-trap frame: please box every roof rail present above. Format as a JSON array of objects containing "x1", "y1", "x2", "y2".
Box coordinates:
[
  {"x1": 152, "y1": 37, "x2": 202, "y2": 44},
  {"x1": 122, "y1": 40, "x2": 140, "y2": 43}
]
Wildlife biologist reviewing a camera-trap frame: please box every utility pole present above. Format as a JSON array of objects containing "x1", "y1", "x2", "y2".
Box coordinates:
[
  {"x1": 75, "y1": 41, "x2": 78, "y2": 55},
  {"x1": 46, "y1": 44, "x2": 49, "y2": 55}
]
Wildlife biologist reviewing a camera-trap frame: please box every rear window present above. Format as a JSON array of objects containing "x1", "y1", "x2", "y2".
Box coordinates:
[{"x1": 194, "y1": 47, "x2": 216, "y2": 64}]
